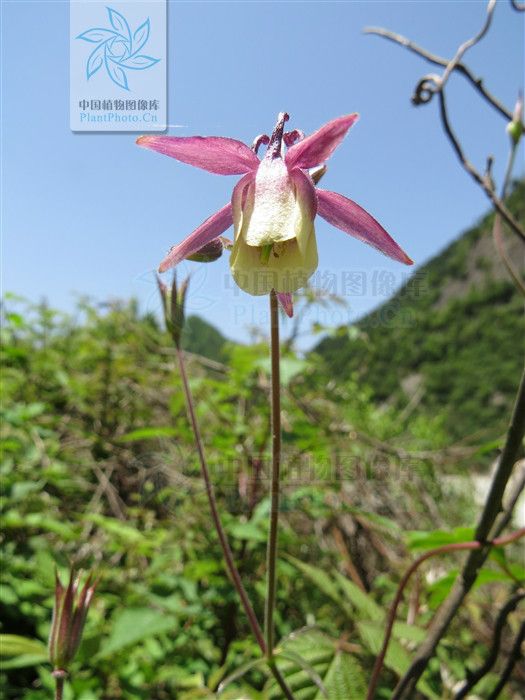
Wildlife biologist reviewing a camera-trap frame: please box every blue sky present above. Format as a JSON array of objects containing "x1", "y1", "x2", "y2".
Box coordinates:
[{"x1": 2, "y1": 1, "x2": 524, "y2": 346}]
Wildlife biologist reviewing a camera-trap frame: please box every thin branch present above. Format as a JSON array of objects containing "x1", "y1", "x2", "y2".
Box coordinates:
[
  {"x1": 437, "y1": 90, "x2": 525, "y2": 244},
  {"x1": 392, "y1": 367, "x2": 525, "y2": 698},
  {"x1": 454, "y1": 591, "x2": 525, "y2": 698},
  {"x1": 363, "y1": 27, "x2": 511, "y2": 120},
  {"x1": 366, "y1": 529, "x2": 525, "y2": 700},
  {"x1": 487, "y1": 621, "x2": 525, "y2": 699},
  {"x1": 510, "y1": 0, "x2": 525, "y2": 11},
  {"x1": 439, "y1": 0, "x2": 497, "y2": 90}
]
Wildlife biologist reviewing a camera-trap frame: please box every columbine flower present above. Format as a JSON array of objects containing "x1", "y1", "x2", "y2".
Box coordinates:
[
  {"x1": 137, "y1": 112, "x2": 412, "y2": 308},
  {"x1": 48, "y1": 569, "x2": 96, "y2": 677}
]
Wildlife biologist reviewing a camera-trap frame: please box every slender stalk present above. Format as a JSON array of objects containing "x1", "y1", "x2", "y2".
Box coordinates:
[
  {"x1": 176, "y1": 344, "x2": 296, "y2": 700},
  {"x1": 264, "y1": 290, "x2": 282, "y2": 659},
  {"x1": 176, "y1": 346, "x2": 266, "y2": 653},
  {"x1": 54, "y1": 675, "x2": 64, "y2": 700}
]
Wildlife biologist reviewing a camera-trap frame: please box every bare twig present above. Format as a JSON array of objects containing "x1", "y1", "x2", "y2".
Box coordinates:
[
  {"x1": 454, "y1": 591, "x2": 525, "y2": 698},
  {"x1": 363, "y1": 26, "x2": 511, "y2": 121},
  {"x1": 366, "y1": 529, "x2": 525, "y2": 700},
  {"x1": 487, "y1": 621, "x2": 525, "y2": 698},
  {"x1": 439, "y1": 0, "x2": 497, "y2": 90},
  {"x1": 392, "y1": 367, "x2": 525, "y2": 698},
  {"x1": 366, "y1": 7, "x2": 525, "y2": 245},
  {"x1": 510, "y1": 0, "x2": 525, "y2": 11},
  {"x1": 437, "y1": 90, "x2": 525, "y2": 244}
]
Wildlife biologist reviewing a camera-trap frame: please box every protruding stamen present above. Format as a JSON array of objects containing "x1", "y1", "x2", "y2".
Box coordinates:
[
  {"x1": 283, "y1": 130, "x2": 304, "y2": 147},
  {"x1": 252, "y1": 134, "x2": 270, "y2": 154},
  {"x1": 265, "y1": 112, "x2": 289, "y2": 160}
]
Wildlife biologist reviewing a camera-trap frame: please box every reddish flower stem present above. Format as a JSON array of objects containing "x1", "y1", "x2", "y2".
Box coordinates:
[
  {"x1": 176, "y1": 345, "x2": 296, "y2": 700},
  {"x1": 53, "y1": 674, "x2": 64, "y2": 700},
  {"x1": 264, "y1": 290, "x2": 282, "y2": 659},
  {"x1": 366, "y1": 527, "x2": 525, "y2": 700},
  {"x1": 176, "y1": 346, "x2": 266, "y2": 651}
]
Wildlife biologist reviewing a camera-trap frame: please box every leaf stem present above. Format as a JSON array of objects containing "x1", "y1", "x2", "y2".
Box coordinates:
[{"x1": 265, "y1": 290, "x2": 282, "y2": 659}]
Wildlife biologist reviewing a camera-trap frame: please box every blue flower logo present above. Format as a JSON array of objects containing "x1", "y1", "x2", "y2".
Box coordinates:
[{"x1": 76, "y1": 7, "x2": 160, "y2": 91}]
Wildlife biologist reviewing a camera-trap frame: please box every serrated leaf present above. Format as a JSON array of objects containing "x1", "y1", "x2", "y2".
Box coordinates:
[
  {"x1": 356, "y1": 621, "x2": 410, "y2": 675},
  {"x1": 287, "y1": 557, "x2": 351, "y2": 617},
  {"x1": 315, "y1": 651, "x2": 366, "y2": 700},
  {"x1": 333, "y1": 572, "x2": 383, "y2": 621},
  {"x1": 267, "y1": 630, "x2": 366, "y2": 700}
]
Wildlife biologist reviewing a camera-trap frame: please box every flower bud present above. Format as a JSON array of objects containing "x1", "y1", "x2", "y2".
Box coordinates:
[
  {"x1": 507, "y1": 93, "x2": 524, "y2": 146},
  {"x1": 185, "y1": 238, "x2": 224, "y2": 263},
  {"x1": 48, "y1": 569, "x2": 96, "y2": 675},
  {"x1": 157, "y1": 273, "x2": 189, "y2": 348},
  {"x1": 309, "y1": 164, "x2": 327, "y2": 185}
]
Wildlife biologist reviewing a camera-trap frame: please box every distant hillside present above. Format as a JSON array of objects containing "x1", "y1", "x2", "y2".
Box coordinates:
[{"x1": 315, "y1": 182, "x2": 525, "y2": 442}]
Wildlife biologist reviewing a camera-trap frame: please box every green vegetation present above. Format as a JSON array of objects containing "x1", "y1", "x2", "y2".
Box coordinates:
[
  {"x1": 316, "y1": 181, "x2": 525, "y2": 442},
  {"x1": 1, "y1": 187, "x2": 524, "y2": 699}
]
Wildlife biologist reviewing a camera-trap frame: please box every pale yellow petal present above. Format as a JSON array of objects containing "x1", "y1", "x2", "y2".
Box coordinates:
[{"x1": 230, "y1": 225, "x2": 318, "y2": 296}]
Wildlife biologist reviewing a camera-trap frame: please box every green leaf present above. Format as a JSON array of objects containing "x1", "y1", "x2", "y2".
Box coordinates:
[
  {"x1": 119, "y1": 426, "x2": 178, "y2": 442},
  {"x1": 0, "y1": 635, "x2": 48, "y2": 668},
  {"x1": 228, "y1": 521, "x2": 266, "y2": 542},
  {"x1": 86, "y1": 514, "x2": 145, "y2": 544},
  {"x1": 405, "y1": 527, "x2": 474, "y2": 551},
  {"x1": 356, "y1": 621, "x2": 410, "y2": 675},
  {"x1": 356, "y1": 623, "x2": 439, "y2": 700},
  {"x1": 315, "y1": 651, "x2": 366, "y2": 700},
  {"x1": 287, "y1": 557, "x2": 351, "y2": 617},
  {"x1": 97, "y1": 608, "x2": 178, "y2": 658},
  {"x1": 333, "y1": 572, "x2": 383, "y2": 622},
  {"x1": 267, "y1": 630, "x2": 366, "y2": 700}
]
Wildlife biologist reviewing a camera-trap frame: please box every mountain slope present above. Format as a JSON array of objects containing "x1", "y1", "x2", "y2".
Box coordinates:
[{"x1": 315, "y1": 182, "x2": 525, "y2": 442}]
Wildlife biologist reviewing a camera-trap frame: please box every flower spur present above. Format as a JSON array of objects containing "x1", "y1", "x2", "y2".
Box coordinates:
[{"x1": 137, "y1": 112, "x2": 412, "y2": 313}]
